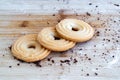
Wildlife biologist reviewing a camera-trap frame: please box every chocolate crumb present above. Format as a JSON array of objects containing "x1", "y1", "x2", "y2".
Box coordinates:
[
  {"x1": 53, "y1": 14, "x2": 55, "y2": 16},
  {"x1": 65, "y1": 60, "x2": 70, "y2": 63},
  {"x1": 114, "y1": 21, "x2": 116, "y2": 23},
  {"x1": 94, "y1": 72, "x2": 98, "y2": 76},
  {"x1": 60, "y1": 63, "x2": 62, "y2": 66},
  {"x1": 47, "y1": 58, "x2": 51, "y2": 61},
  {"x1": 70, "y1": 56, "x2": 73, "y2": 61},
  {"x1": 33, "y1": 61, "x2": 41, "y2": 67},
  {"x1": 97, "y1": 17, "x2": 100, "y2": 20},
  {"x1": 96, "y1": 5, "x2": 98, "y2": 7},
  {"x1": 8, "y1": 45, "x2": 12, "y2": 50},
  {"x1": 103, "y1": 38, "x2": 105, "y2": 41},
  {"x1": 60, "y1": 60, "x2": 70, "y2": 63},
  {"x1": 84, "y1": 54, "x2": 87, "y2": 56},
  {"x1": 89, "y1": 3, "x2": 92, "y2": 5},
  {"x1": 96, "y1": 31, "x2": 100, "y2": 36},
  {"x1": 51, "y1": 60, "x2": 55, "y2": 63},
  {"x1": 96, "y1": 68, "x2": 98, "y2": 70},
  {"x1": 79, "y1": 48, "x2": 82, "y2": 50},
  {"x1": 9, "y1": 66, "x2": 12, "y2": 68},
  {"x1": 88, "y1": 58, "x2": 91, "y2": 60},
  {"x1": 108, "y1": 39, "x2": 110, "y2": 42},
  {"x1": 94, "y1": 45, "x2": 96, "y2": 47},
  {"x1": 73, "y1": 58, "x2": 78, "y2": 63},
  {"x1": 114, "y1": 4, "x2": 119, "y2": 7},
  {"x1": 112, "y1": 55, "x2": 115, "y2": 58},
  {"x1": 116, "y1": 40, "x2": 119, "y2": 42},
  {"x1": 17, "y1": 63, "x2": 20, "y2": 66},
  {"x1": 86, "y1": 73, "x2": 89, "y2": 76},
  {"x1": 81, "y1": 69, "x2": 83, "y2": 71},
  {"x1": 86, "y1": 12, "x2": 91, "y2": 16},
  {"x1": 58, "y1": 20, "x2": 60, "y2": 23}
]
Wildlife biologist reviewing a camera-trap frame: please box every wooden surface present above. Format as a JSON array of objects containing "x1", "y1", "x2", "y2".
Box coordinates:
[{"x1": 0, "y1": 0, "x2": 120, "y2": 80}]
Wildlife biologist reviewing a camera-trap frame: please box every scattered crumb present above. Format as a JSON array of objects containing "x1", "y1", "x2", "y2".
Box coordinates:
[
  {"x1": 94, "y1": 72, "x2": 98, "y2": 76},
  {"x1": 89, "y1": 3, "x2": 92, "y2": 5},
  {"x1": 73, "y1": 58, "x2": 78, "y2": 63},
  {"x1": 51, "y1": 60, "x2": 55, "y2": 63},
  {"x1": 9, "y1": 66, "x2": 12, "y2": 68},
  {"x1": 114, "y1": 4, "x2": 119, "y2": 7},
  {"x1": 86, "y1": 12, "x2": 91, "y2": 16},
  {"x1": 53, "y1": 14, "x2": 55, "y2": 16},
  {"x1": 86, "y1": 73, "x2": 89, "y2": 76},
  {"x1": 17, "y1": 63, "x2": 20, "y2": 66},
  {"x1": 88, "y1": 58, "x2": 91, "y2": 60},
  {"x1": 8, "y1": 46, "x2": 12, "y2": 50}
]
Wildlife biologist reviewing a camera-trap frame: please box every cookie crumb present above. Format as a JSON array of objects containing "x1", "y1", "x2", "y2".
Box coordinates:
[
  {"x1": 79, "y1": 48, "x2": 82, "y2": 50},
  {"x1": 33, "y1": 61, "x2": 42, "y2": 67},
  {"x1": 89, "y1": 3, "x2": 92, "y2": 5},
  {"x1": 60, "y1": 63, "x2": 62, "y2": 66},
  {"x1": 51, "y1": 60, "x2": 55, "y2": 63},
  {"x1": 88, "y1": 58, "x2": 91, "y2": 60},
  {"x1": 8, "y1": 45, "x2": 12, "y2": 50},
  {"x1": 73, "y1": 58, "x2": 78, "y2": 63},
  {"x1": 9, "y1": 66, "x2": 12, "y2": 68},
  {"x1": 94, "y1": 72, "x2": 98, "y2": 76},
  {"x1": 47, "y1": 57, "x2": 52, "y2": 61},
  {"x1": 114, "y1": 4, "x2": 119, "y2": 7},
  {"x1": 96, "y1": 5, "x2": 98, "y2": 7},
  {"x1": 86, "y1": 12, "x2": 91, "y2": 16},
  {"x1": 86, "y1": 73, "x2": 89, "y2": 76},
  {"x1": 112, "y1": 55, "x2": 115, "y2": 58},
  {"x1": 53, "y1": 14, "x2": 55, "y2": 16},
  {"x1": 17, "y1": 63, "x2": 20, "y2": 66}
]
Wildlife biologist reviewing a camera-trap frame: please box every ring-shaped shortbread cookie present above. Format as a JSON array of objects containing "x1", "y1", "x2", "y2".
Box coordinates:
[
  {"x1": 56, "y1": 19, "x2": 94, "y2": 42},
  {"x1": 37, "y1": 27, "x2": 76, "y2": 51},
  {"x1": 12, "y1": 34, "x2": 51, "y2": 62}
]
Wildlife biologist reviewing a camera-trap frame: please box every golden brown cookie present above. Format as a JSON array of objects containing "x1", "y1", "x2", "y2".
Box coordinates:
[
  {"x1": 56, "y1": 19, "x2": 94, "y2": 42},
  {"x1": 12, "y1": 34, "x2": 51, "y2": 62},
  {"x1": 37, "y1": 27, "x2": 76, "y2": 51}
]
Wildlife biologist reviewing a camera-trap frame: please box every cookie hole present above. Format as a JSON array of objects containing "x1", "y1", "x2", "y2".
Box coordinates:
[
  {"x1": 28, "y1": 45, "x2": 36, "y2": 49},
  {"x1": 72, "y1": 27, "x2": 79, "y2": 31},
  {"x1": 54, "y1": 36, "x2": 60, "y2": 40}
]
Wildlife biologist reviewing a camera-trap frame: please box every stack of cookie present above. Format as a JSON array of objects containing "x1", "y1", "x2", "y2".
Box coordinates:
[{"x1": 11, "y1": 19, "x2": 94, "y2": 62}]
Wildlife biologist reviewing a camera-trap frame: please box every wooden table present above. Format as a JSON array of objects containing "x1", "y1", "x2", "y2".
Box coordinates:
[{"x1": 0, "y1": 0, "x2": 120, "y2": 80}]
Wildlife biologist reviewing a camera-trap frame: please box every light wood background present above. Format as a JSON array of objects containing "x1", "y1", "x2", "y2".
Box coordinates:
[{"x1": 0, "y1": 0, "x2": 120, "y2": 80}]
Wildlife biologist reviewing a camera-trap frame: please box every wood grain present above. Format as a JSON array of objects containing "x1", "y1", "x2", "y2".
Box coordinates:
[{"x1": 0, "y1": 0, "x2": 120, "y2": 80}]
